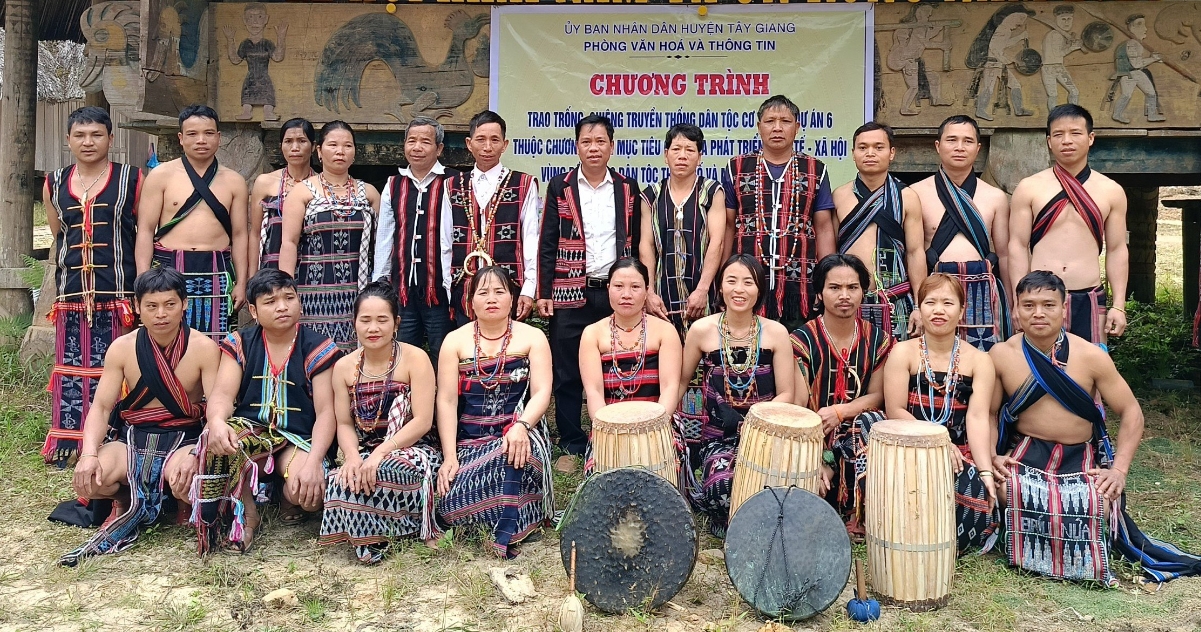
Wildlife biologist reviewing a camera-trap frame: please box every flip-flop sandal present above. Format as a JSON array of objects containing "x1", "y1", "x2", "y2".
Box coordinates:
[{"x1": 223, "y1": 523, "x2": 258, "y2": 555}]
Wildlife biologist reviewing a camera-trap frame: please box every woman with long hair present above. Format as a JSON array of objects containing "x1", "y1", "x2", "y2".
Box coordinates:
[
  {"x1": 882, "y1": 273, "x2": 997, "y2": 554},
  {"x1": 434, "y1": 266, "x2": 554, "y2": 558},
  {"x1": 319, "y1": 281, "x2": 443, "y2": 563},
  {"x1": 248, "y1": 118, "x2": 314, "y2": 275},
  {"x1": 280, "y1": 120, "x2": 379, "y2": 350},
  {"x1": 678, "y1": 254, "x2": 795, "y2": 535}
]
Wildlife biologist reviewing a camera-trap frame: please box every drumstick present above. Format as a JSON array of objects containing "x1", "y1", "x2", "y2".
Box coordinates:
[{"x1": 856, "y1": 559, "x2": 867, "y2": 601}]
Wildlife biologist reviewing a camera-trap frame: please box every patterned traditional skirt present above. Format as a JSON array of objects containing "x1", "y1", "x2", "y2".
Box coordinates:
[
  {"x1": 1065, "y1": 286, "x2": 1107, "y2": 346},
  {"x1": 60, "y1": 424, "x2": 197, "y2": 566},
  {"x1": 153, "y1": 245, "x2": 235, "y2": 341},
  {"x1": 933, "y1": 260, "x2": 1009, "y2": 351},
  {"x1": 1004, "y1": 436, "x2": 1116, "y2": 585},
  {"x1": 860, "y1": 283, "x2": 914, "y2": 342},
  {"x1": 319, "y1": 444, "x2": 444, "y2": 563},
  {"x1": 954, "y1": 444, "x2": 997, "y2": 555},
  {"x1": 298, "y1": 282, "x2": 357, "y2": 351},
  {"x1": 690, "y1": 437, "x2": 738, "y2": 537},
  {"x1": 829, "y1": 410, "x2": 885, "y2": 532},
  {"x1": 436, "y1": 428, "x2": 554, "y2": 559},
  {"x1": 189, "y1": 417, "x2": 290, "y2": 555},
  {"x1": 44, "y1": 300, "x2": 134, "y2": 466}
]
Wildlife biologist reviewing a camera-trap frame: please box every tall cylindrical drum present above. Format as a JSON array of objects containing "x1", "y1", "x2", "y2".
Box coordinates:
[
  {"x1": 591, "y1": 401, "x2": 678, "y2": 487},
  {"x1": 865, "y1": 420, "x2": 955, "y2": 611},
  {"x1": 729, "y1": 402, "x2": 824, "y2": 517}
]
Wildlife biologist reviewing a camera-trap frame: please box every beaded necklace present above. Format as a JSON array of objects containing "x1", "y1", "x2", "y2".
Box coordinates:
[
  {"x1": 354, "y1": 341, "x2": 400, "y2": 431},
  {"x1": 473, "y1": 319, "x2": 513, "y2": 391},
  {"x1": 718, "y1": 312, "x2": 762, "y2": 406},
  {"x1": 319, "y1": 172, "x2": 357, "y2": 215},
  {"x1": 607, "y1": 312, "x2": 647, "y2": 400},
  {"x1": 918, "y1": 334, "x2": 961, "y2": 426},
  {"x1": 817, "y1": 316, "x2": 862, "y2": 404},
  {"x1": 263, "y1": 327, "x2": 299, "y2": 428}
]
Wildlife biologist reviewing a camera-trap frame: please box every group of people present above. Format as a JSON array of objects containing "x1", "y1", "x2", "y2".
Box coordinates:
[{"x1": 42, "y1": 96, "x2": 1200, "y2": 585}]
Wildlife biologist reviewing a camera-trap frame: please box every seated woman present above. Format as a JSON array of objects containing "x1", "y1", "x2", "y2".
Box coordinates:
[
  {"x1": 882, "y1": 273, "x2": 996, "y2": 555},
  {"x1": 435, "y1": 266, "x2": 554, "y2": 558},
  {"x1": 679, "y1": 255, "x2": 794, "y2": 535},
  {"x1": 580, "y1": 257, "x2": 683, "y2": 414},
  {"x1": 319, "y1": 282, "x2": 443, "y2": 563}
]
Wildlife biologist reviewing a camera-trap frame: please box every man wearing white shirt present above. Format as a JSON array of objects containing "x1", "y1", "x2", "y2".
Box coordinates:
[
  {"x1": 373, "y1": 117, "x2": 455, "y2": 366},
  {"x1": 440, "y1": 111, "x2": 541, "y2": 325},
  {"x1": 537, "y1": 115, "x2": 641, "y2": 465}
]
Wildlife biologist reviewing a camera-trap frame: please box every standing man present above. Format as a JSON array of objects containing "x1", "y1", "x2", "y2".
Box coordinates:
[
  {"x1": 1041, "y1": 5, "x2": 1083, "y2": 112},
  {"x1": 59, "y1": 269, "x2": 220, "y2": 566},
  {"x1": 373, "y1": 117, "x2": 456, "y2": 366},
  {"x1": 722, "y1": 95, "x2": 837, "y2": 331},
  {"x1": 833, "y1": 122, "x2": 926, "y2": 340},
  {"x1": 975, "y1": 10, "x2": 1034, "y2": 121},
  {"x1": 440, "y1": 111, "x2": 541, "y2": 325},
  {"x1": 1110, "y1": 15, "x2": 1166, "y2": 124},
  {"x1": 42, "y1": 106, "x2": 142, "y2": 467},
  {"x1": 137, "y1": 104, "x2": 249, "y2": 341},
  {"x1": 1009, "y1": 105, "x2": 1128, "y2": 344},
  {"x1": 536, "y1": 114, "x2": 640, "y2": 469},
  {"x1": 912, "y1": 115, "x2": 1011, "y2": 351}
]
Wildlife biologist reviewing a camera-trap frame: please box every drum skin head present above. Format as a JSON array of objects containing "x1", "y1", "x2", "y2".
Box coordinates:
[
  {"x1": 559, "y1": 468, "x2": 698, "y2": 613},
  {"x1": 725, "y1": 487, "x2": 851, "y2": 621}
]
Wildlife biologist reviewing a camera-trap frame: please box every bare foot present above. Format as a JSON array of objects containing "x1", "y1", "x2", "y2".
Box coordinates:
[{"x1": 424, "y1": 537, "x2": 440, "y2": 550}]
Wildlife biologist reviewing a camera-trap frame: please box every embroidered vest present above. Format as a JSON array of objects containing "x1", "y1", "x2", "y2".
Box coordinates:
[
  {"x1": 447, "y1": 169, "x2": 534, "y2": 314},
  {"x1": 48, "y1": 163, "x2": 140, "y2": 303},
  {"x1": 387, "y1": 171, "x2": 452, "y2": 307}
]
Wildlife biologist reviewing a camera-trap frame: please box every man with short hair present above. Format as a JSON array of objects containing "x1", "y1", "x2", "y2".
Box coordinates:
[
  {"x1": 1110, "y1": 14, "x2": 1165, "y2": 124},
  {"x1": 1009, "y1": 105, "x2": 1128, "y2": 344},
  {"x1": 990, "y1": 271, "x2": 1201, "y2": 584},
  {"x1": 912, "y1": 115, "x2": 1011, "y2": 351},
  {"x1": 833, "y1": 122, "x2": 926, "y2": 340},
  {"x1": 59, "y1": 268, "x2": 221, "y2": 566},
  {"x1": 137, "y1": 104, "x2": 249, "y2": 340},
  {"x1": 791, "y1": 254, "x2": 894, "y2": 536},
  {"x1": 440, "y1": 110, "x2": 541, "y2": 325},
  {"x1": 373, "y1": 116, "x2": 456, "y2": 366},
  {"x1": 1041, "y1": 5, "x2": 1083, "y2": 111},
  {"x1": 42, "y1": 106, "x2": 143, "y2": 467},
  {"x1": 536, "y1": 114, "x2": 641, "y2": 468},
  {"x1": 192, "y1": 269, "x2": 341, "y2": 554},
  {"x1": 722, "y1": 94, "x2": 837, "y2": 331}
]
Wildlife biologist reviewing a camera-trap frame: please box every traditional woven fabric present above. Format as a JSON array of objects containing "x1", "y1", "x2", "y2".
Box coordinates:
[
  {"x1": 601, "y1": 349, "x2": 661, "y2": 403},
  {"x1": 45, "y1": 303, "x2": 133, "y2": 466},
  {"x1": 221, "y1": 324, "x2": 342, "y2": 448},
  {"x1": 644, "y1": 177, "x2": 721, "y2": 332},
  {"x1": 1005, "y1": 436, "x2": 1114, "y2": 584},
  {"x1": 258, "y1": 191, "x2": 284, "y2": 270},
  {"x1": 297, "y1": 179, "x2": 376, "y2": 351},
  {"x1": 436, "y1": 355, "x2": 553, "y2": 558},
  {"x1": 60, "y1": 324, "x2": 203, "y2": 566},
  {"x1": 60, "y1": 426, "x2": 190, "y2": 566},
  {"x1": 791, "y1": 317, "x2": 893, "y2": 525},
  {"x1": 155, "y1": 158, "x2": 232, "y2": 241},
  {"x1": 1064, "y1": 286, "x2": 1107, "y2": 345},
  {"x1": 190, "y1": 417, "x2": 288, "y2": 555},
  {"x1": 386, "y1": 171, "x2": 452, "y2": 307},
  {"x1": 679, "y1": 346, "x2": 777, "y2": 534},
  {"x1": 906, "y1": 373, "x2": 995, "y2": 554},
  {"x1": 152, "y1": 245, "x2": 235, "y2": 341},
  {"x1": 934, "y1": 260, "x2": 1009, "y2": 352},
  {"x1": 728, "y1": 154, "x2": 822, "y2": 321},
  {"x1": 1000, "y1": 333, "x2": 1201, "y2": 583},
  {"x1": 44, "y1": 163, "x2": 140, "y2": 465},
  {"x1": 447, "y1": 169, "x2": 535, "y2": 318},
  {"x1": 538, "y1": 167, "x2": 640, "y2": 309},
  {"x1": 319, "y1": 381, "x2": 443, "y2": 563},
  {"x1": 1031, "y1": 165, "x2": 1104, "y2": 252},
  {"x1": 838, "y1": 175, "x2": 913, "y2": 340}
]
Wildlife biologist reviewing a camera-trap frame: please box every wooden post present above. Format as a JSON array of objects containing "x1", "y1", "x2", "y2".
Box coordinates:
[
  {"x1": 1166, "y1": 199, "x2": 1201, "y2": 321},
  {"x1": 0, "y1": 0, "x2": 38, "y2": 317},
  {"x1": 1126, "y1": 186, "x2": 1160, "y2": 305}
]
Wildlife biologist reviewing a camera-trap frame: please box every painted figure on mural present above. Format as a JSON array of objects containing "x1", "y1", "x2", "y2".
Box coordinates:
[
  {"x1": 1041, "y1": 5, "x2": 1083, "y2": 112},
  {"x1": 974, "y1": 10, "x2": 1035, "y2": 121},
  {"x1": 1109, "y1": 15, "x2": 1166, "y2": 124},
  {"x1": 886, "y1": 4, "x2": 955, "y2": 116},
  {"x1": 315, "y1": 10, "x2": 489, "y2": 123},
  {"x1": 222, "y1": 3, "x2": 287, "y2": 122}
]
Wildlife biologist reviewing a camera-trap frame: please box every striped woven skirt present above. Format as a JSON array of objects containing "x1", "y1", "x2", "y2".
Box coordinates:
[{"x1": 153, "y1": 245, "x2": 235, "y2": 341}]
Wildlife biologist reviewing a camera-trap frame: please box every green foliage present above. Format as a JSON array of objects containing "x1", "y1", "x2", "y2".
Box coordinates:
[
  {"x1": 19, "y1": 254, "x2": 44, "y2": 291},
  {"x1": 1108, "y1": 291, "x2": 1201, "y2": 385}
]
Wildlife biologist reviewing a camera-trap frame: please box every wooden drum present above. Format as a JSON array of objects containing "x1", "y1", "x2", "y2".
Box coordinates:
[
  {"x1": 729, "y1": 402, "x2": 824, "y2": 517},
  {"x1": 591, "y1": 401, "x2": 678, "y2": 487},
  {"x1": 865, "y1": 420, "x2": 956, "y2": 611}
]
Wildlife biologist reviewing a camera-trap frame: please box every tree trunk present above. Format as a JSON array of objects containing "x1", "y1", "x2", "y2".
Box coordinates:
[
  {"x1": 0, "y1": 0, "x2": 37, "y2": 317},
  {"x1": 1126, "y1": 186, "x2": 1159, "y2": 305}
]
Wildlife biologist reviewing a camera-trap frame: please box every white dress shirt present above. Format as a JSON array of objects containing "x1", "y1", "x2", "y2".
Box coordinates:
[
  {"x1": 373, "y1": 162, "x2": 447, "y2": 287},
  {"x1": 577, "y1": 169, "x2": 617, "y2": 278},
  {"x1": 440, "y1": 163, "x2": 542, "y2": 298}
]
